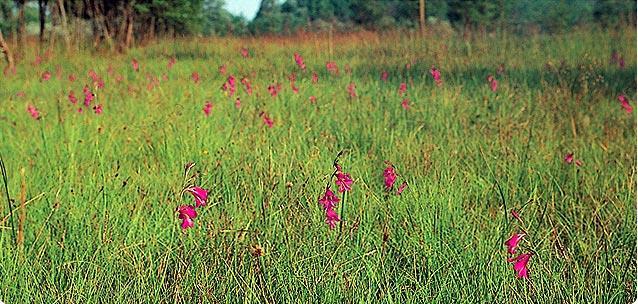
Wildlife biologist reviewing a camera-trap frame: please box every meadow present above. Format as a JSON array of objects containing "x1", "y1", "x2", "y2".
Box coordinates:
[{"x1": 0, "y1": 26, "x2": 636, "y2": 303}]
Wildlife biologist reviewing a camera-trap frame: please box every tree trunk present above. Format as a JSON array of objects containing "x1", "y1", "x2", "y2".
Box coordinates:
[
  {"x1": 38, "y1": 0, "x2": 48, "y2": 44},
  {"x1": 0, "y1": 30, "x2": 15, "y2": 74},
  {"x1": 17, "y1": 0, "x2": 26, "y2": 55},
  {"x1": 419, "y1": 0, "x2": 426, "y2": 36},
  {"x1": 125, "y1": 9, "x2": 134, "y2": 49},
  {"x1": 56, "y1": 0, "x2": 70, "y2": 50}
]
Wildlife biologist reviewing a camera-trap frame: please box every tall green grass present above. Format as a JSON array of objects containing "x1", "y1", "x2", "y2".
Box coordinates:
[{"x1": 0, "y1": 27, "x2": 635, "y2": 303}]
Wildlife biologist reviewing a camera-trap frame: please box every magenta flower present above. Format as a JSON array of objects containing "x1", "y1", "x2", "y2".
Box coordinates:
[
  {"x1": 68, "y1": 91, "x2": 77, "y2": 104},
  {"x1": 398, "y1": 82, "x2": 407, "y2": 96},
  {"x1": 564, "y1": 153, "x2": 574, "y2": 164},
  {"x1": 325, "y1": 207, "x2": 341, "y2": 230},
  {"x1": 380, "y1": 71, "x2": 389, "y2": 82},
  {"x1": 177, "y1": 205, "x2": 197, "y2": 230},
  {"x1": 618, "y1": 94, "x2": 633, "y2": 113},
  {"x1": 241, "y1": 47, "x2": 249, "y2": 58},
  {"x1": 186, "y1": 186, "x2": 208, "y2": 207},
  {"x1": 268, "y1": 83, "x2": 281, "y2": 97},
  {"x1": 396, "y1": 181, "x2": 408, "y2": 195},
  {"x1": 261, "y1": 112, "x2": 274, "y2": 128},
  {"x1": 430, "y1": 66, "x2": 442, "y2": 86},
  {"x1": 83, "y1": 85, "x2": 94, "y2": 107},
  {"x1": 191, "y1": 71, "x2": 200, "y2": 84},
  {"x1": 508, "y1": 253, "x2": 532, "y2": 279},
  {"x1": 504, "y1": 232, "x2": 526, "y2": 254},
  {"x1": 203, "y1": 102, "x2": 213, "y2": 116},
  {"x1": 335, "y1": 166, "x2": 353, "y2": 193},
  {"x1": 294, "y1": 52, "x2": 306, "y2": 70},
  {"x1": 93, "y1": 104, "x2": 103, "y2": 115},
  {"x1": 291, "y1": 83, "x2": 299, "y2": 94},
  {"x1": 222, "y1": 75, "x2": 237, "y2": 96},
  {"x1": 27, "y1": 105, "x2": 40, "y2": 120},
  {"x1": 41, "y1": 71, "x2": 51, "y2": 81},
  {"x1": 383, "y1": 165, "x2": 397, "y2": 190},
  {"x1": 401, "y1": 98, "x2": 410, "y2": 110},
  {"x1": 318, "y1": 188, "x2": 340, "y2": 210},
  {"x1": 326, "y1": 61, "x2": 339, "y2": 75},
  {"x1": 487, "y1": 75, "x2": 498, "y2": 92},
  {"x1": 309, "y1": 96, "x2": 317, "y2": 104},
  {"x1": 312, "y1": 72, "x2": 318, "y2": 84},
  {"x1": 131, "y1": 59, "x2": 139, "y2": 72},
  {"x1": 347, "y1": 82, "x2": 357, "y2": 98}
]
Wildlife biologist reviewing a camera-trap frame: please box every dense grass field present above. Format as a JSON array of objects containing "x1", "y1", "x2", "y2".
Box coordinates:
[{"x1": 0, "y1": 26, "x2": 636, "y2": 303}]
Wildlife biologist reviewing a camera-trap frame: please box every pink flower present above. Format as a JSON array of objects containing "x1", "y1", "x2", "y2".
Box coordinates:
[
  {"x1": 347, "y1": 82, "x2": 357, "y2": 98},
  {"x1": 326, "y1": 61, "x2": 339, "y2": 75},
  {"x1": 564, "y1": 153, "x2": 574, "y2": 164},
  {"x1": 241, "y1": 77, "x2": 252, "y2": 95},
  {"x1": 618, "y1": 94, "x2": 632, "y2": 113},
  {"x1": 504, "y1": 232, "x2": 526, "y2": 254},
  {"x1": 177, "y1": 205, "x2": 197, "y2": 230},
  {"x1": 396, "y1": 181, "x2": 407, "y2": 195},
  {"x1": 398, "y1": 82, "x2": 407, "y2": 96},
  {"x1": 325, "y1": 207, "x2": 341, "y2": 229},
  {"x1": 380, "y1": 71, "x2": 389, "y2": 82},
  {"x1": 383, "y1": 165, "x2": 397, "y2": 190},
  {"x1": 167, "y1": 57, "x2": 176, "y2": 69},
  {"x1": 15, "y1": 91, "x2": 25, "y2": 98},
  {"x1": 218, "y1": 65, "x2": 227, "y2": 75},
  {"x1": 68, "y1": 74, "x2": 76, "y2": 82},
  {"x1": 234, "y1": 98, "x2": 241, "y2": 109},
  {"x1": 268, "y1": 83, "x2": 281, "y2": 97},
  {"x1": 575, "y1": 159, "x2": 583, "y2": 167},
  {"x1": 192, "y1": 72, "x2": 200, "y2": 84},
  {"x1": 241, "y1": 47, "x2": 249, "y2": 58},
  {"x1": 508, "y1": 253, "x2": 532, "y2": 279},
  {"x1": 487, "y1": 75, "x2": 498, "y2": 92},
  {"x1": 41, "y1": 71, "x2": 51, "y2": 81},
  {"x1": 27, "y1": 105, "x2": 40, "y2": 120},
  {"x1": 93, "y1": 104, "x2": 103, "y2": 114},
  {"x1": 401, "y1": 98, "x2": 410, "y2": 110},
  {"x1": 312, "y1": 72, "x2": 318, "y2": 84},
  {"x1": 335, "y1": 166, "x2": 353, "y2": 193},
  {"x1": 33, "y1": 55, "x2": 42, "y2": 66},
  {"x1": 131, "y1": 59, "x2": 139, "y2": 72},
  {"x1": 430, "y1": 66, "x2": 442, "y2": 86},
  {"x1": 309, "y1": 96, "x2": 317, "y2": 104},
  {"x1": 203, "y1": 102, "x2": 213, "y2": 116},
  {"x1": 619, "y1": 56, "x2": 625, "y2": 69},
  {"x1": 261, "y1": 112, "x2": 274, "y2": 128},
  {"x1": 294, "y1": 52, "x2": 306, "y2": 70},
  {"x1": 318, "y1": 188, "x2": 340, "y2": 210},
  {"x1": 186, "y1": 186, "x2": 208, "y2": 207},
  {"x1": 222, "y1": 75, "x2": 237, "y2": 96},
  {"x1": 68, "y1": 91, "x2": 77, "y2": 104}
]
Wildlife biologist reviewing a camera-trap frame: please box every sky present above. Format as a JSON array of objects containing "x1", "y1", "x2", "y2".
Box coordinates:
[{"x1": 223, "y1": 0, "x2": 262, "y2": 21}]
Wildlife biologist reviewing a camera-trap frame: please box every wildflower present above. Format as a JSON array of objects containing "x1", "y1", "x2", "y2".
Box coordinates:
[
  {"x1": 508, "y1": 253, "x2": 532, "y2": 279},
  {"x1": 68, "y1": 91, "x2": 77, "y2": 104},
  {"x1": 167, "y1": 57, "x2": 176, "y2": 69},
  {"x1": 318, "y1": 188, "x2": 340, "y2": 210},
  {"x1": 27, "y1": 105, "x2": 40, "y2": 120},
  {"x1": 619, "y1": 56, "x2": 625, "y2": 69},
  {"x1": 618, "y1": 94, "x2": 633, "y2": 113},
  {"x1": 218, "y1": 65, "x2": 227, "y2": 75},
  {"x1": 235, "y1": 98, "x2": 241, "y2": 109},
  {"x1": 222, "y1": 75, "x2": 236, "y2": 96},
  {"x1": 398, "y1": 82, "x2": 407, "y2": 96},
  {"x1": 83, "y1": 86, "x2": 94, "y2": 107},
  {"x1": 68, "y1": 74, "x2": 76, "y2": 82},
  {"x1": 347, "y1": 82, "x2": 357, "y2": 98},
  {"x1": 186, "y1": 186, "x2": 208, "y2": 207},
  {"x1": 383, "y1": 165, "x2": 397, "y2": 190},
  {"x1": 325, "y1": 207, "x2": 341, "y2": 229},
  {"x1": 487, "y1": 75, "x2": 498, "y2": 92},
  {"x1": 294, "y1": 52, "x2": 306, "y2": 70},
  {"x1": 312, "y1": 72, "x2": 318, "y2": 84},
  {"x1": 15, "y1": 91, "x2": 25, "y2": 98},
  {"x1": 261, "y1": 112, "x2": 274, "y2": 128},
  {"x1": 241, "y1": 47, "x2": 249, "y2": 58},
  {"x1": 192, "y1": 72, "x2": 200, "y2": 84},
  {"x1": 430, "y1": 66, "x2": 442, "y2": 86},
  {"x1": 241, "y1": 77, "x2": 252, "y2": 95},
  {"x1": 396, "y1": 181, "x2": 408, "y2": 195},
  {"x1": 564, "y1": 153, "x2": 574, "y2": 164},
  {"x1": 268, "y1": 83, "x2": 281, "y2": 97},
  {"x1": 380, "y1": 71, "x2": 389, "y2": 82},
  {"x1": 504, "y1": 233, "x2": 526, "y2": 254},
  {"x1": 41, "y1": 71, "x2": 51, "y2": 81},
  {"x1": 203, "y1": 102, "x2": 213, "y2": 116},
  {"x1": 335, "y1": 165, "x2": 353, "y2": 193},
  {"x1": 309, "y1": 96, "x2": 317, "y2": 104},
  {"x1": 401, "y1": 98, "x2": 410, "y2": 110},
  {"x1": 575, "y1": 159, "x2": 583, "y2": 167},
  {"x1": 177, "y1": 205, "x2": 197, "y2": 230},
  {"x1": 93, "y1": 104, "x2": 103, "y2": 115},
  {"x1": 131, "y1": 59, "x2": 139, "y2": 72},
  {"x1": 326, "y1": 61, "x2": 339, "y2": 75},
  {"x1": 291, "y1": 83, "x2": 299, "y2": 94}
]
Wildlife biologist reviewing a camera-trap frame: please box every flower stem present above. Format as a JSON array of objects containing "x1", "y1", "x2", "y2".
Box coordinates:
[{"x1": 339, "y1": 191, "x2": 346, "y2": 235}]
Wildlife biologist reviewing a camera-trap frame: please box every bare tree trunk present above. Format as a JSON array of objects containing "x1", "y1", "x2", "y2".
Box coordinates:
[
  {"x1": 56, "y1": 0, "x2": 70, "y2": 50},
  {"x1": 38, "y1": 0, "x2": 48, "y2": 44},
  {"x1": 125, "y1": 9, "x2": 134, "y2": 49},
  {"x1": 0, "y1": 30, "x2": 15, "y2": 74},
  {"x1": 419, "y1": 0, "x2": 426, "y2": 36},
  {"x1": 17, "y1": 0, "x2": 26, "y2": 55}
]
